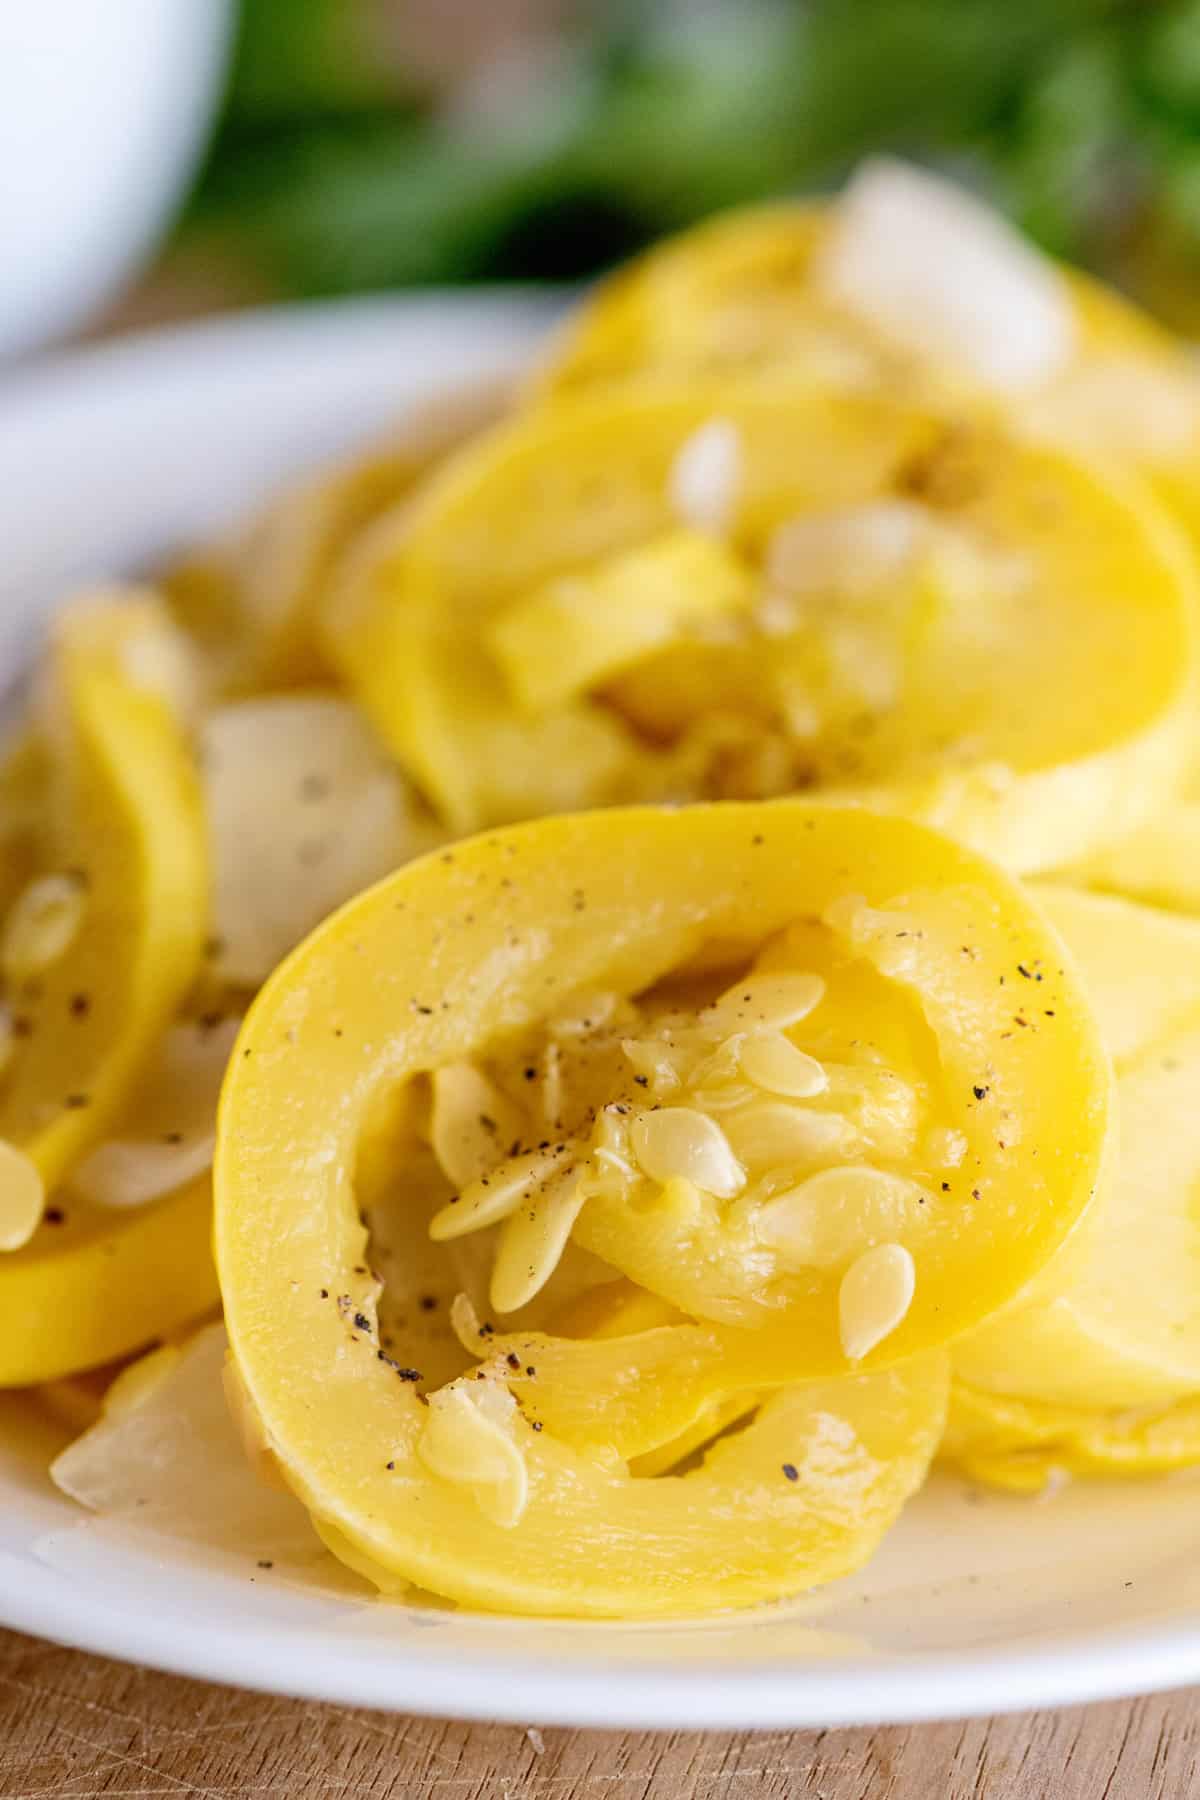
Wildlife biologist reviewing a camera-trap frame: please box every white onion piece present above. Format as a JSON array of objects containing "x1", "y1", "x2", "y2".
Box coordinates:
[
  {"x1": 51, "y1": 1323, "x2": 323, "y2": 1560},
  {"x1": 70, "y1": 1016, "x2": 240, "y2": 1209},
  {"x1": 815, "y1": 158, "x2": 1074, "y2": 392},
  {"x1": 765, "y1": 501, "x2": 926, "y2": 597},
  {"x1": 203, "y1": 695, "x2": 427, "y2": 987}
]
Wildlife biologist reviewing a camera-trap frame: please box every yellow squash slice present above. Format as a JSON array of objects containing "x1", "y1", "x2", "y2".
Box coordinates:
[
  {"x1": 324, "y1": 383, "x2": 1196, "y2": 871},
  {"x1": 0, "y1": 595, "x2": 212, "y2": 1382},
  {"x1": 954, "y1": 885, "x2": 1200, "y2": 1411},
  {"x1": 216, "y1": 804, "x2": 1105, "y2": 1610},
  {"x1": 534, "y1": 170, "x2": 1200, "y2": 544},
  {"x1": 1066, "y1": 755, "x2": 1200, "y2": 918},
  {"x1": 942, "y1": 1381, "x2": 1200, "y2": 1493},
  {"x1": 0, "y1": 1177, "x2": 216, "y2": 1388},
  {"x1": 304, "y1": 1349, "x2": 948, "y2": 1619}
]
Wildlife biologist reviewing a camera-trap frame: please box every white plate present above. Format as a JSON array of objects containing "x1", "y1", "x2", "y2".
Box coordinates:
[{"x1": 2, "y1": 299, "x2": 1199, "y2": 1731}]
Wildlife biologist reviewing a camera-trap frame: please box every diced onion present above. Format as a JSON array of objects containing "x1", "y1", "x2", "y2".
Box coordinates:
[
  {"x1": 50, "y1": 1323, "x2": 324, "y2": 1560},
  {"x1": 766, "y1": 502, "x2": 925, "y2": 596},
  {"x1": 815, "y1": 158, "x2": 1074, "y2": 392},
  {"x1": 203, "y1": 695, "x2": 429, "y2": 987},
  {"x1": 70, "y1": 1017, "x2": 240, "y2": 1210}
]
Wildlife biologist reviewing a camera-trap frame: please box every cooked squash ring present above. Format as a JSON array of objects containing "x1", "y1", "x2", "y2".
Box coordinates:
[
  {"x1": 216, "y1": 804, "x2": 1106, "y2": 1610},
  {"x1": 941, "y1": 1381, "x2": 1200, "y2": 1492},
  {"x1": 535, "y1": 195, "x2": 1200, "y2": 557},
  {"x1": 324, "y1": 384, "x2": 1196, "y2": 874},
  {"x1": 0, "y1": 597, "x2": 212, "y2": 1383},
  {"x1": 954, "y1": 885, "x2": 1200, "y2": 1410}
]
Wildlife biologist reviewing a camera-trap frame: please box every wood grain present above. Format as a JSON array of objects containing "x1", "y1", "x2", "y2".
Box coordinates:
[{"x1": 0, "y1": 1627, "x2": 1194, "y2": 1800}]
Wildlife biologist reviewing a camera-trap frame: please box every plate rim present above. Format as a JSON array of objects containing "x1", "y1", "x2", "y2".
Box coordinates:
[{"x1": 1, "y1": 1561, "x2": 1197, "y2": 1730}]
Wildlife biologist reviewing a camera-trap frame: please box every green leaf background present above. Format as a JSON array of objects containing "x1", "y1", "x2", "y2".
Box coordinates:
[{"x1": 179, "y1": 0, "x2": 1200, "y2": 323}]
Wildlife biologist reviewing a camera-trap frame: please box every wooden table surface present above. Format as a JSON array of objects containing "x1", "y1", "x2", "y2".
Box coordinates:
[
  {"x1": 0, "y1": 1624, "x2": 1196, "y2": 1800},
  {"x1": 3, "y1": 283, "x2": 1188, "y2": 1799}
]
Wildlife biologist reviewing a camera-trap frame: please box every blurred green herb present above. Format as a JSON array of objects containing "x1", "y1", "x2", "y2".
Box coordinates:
[{"x1": 180, "y1": 0, "x2": 1200, "y2": 321}]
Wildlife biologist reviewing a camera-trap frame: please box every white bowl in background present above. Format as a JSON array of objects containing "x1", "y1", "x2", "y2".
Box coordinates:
[
  {"x1": 0, "y1": 0, "x2": 233, "y2": 358},
  {"x1": 2, "y1": 299, "x2": 1200, "y2": 1728}
]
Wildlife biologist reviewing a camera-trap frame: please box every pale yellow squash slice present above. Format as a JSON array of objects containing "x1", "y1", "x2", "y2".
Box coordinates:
[
  {"x1": 324, "y1": 383, "x2": 1196, "y2": 872},
  {"x1": 954, "y1": 885, "x2": 1200, "y2": 1410},
  {"x1": 0, "y1": 595, "x2": 211, "y2": 1382},
  {"x1": 534, "y1": 174, "x2": 1200, "y2": 546},
  {"x1": 941, "y1": 1381, "x2": 1200, "y2": 1492},
  {"x1": 216, "y1": 804, "x2": 1102, "y2": 1611}
]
